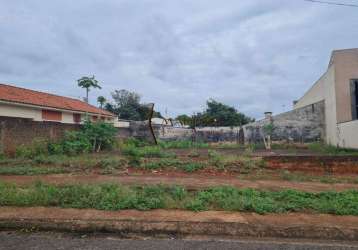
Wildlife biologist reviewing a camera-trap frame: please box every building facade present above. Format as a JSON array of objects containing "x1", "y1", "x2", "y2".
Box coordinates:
[
  {"x1": 294, "y1": 48, "x2": 358, "y2": 149},
  {"x1": 0, "y1": 83, "x2": 116, "y2": 124}
]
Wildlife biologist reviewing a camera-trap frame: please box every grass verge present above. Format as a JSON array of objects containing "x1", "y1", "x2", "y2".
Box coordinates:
[{"x1": 1, "y1": 182, "x2": 358, "y2": 215}]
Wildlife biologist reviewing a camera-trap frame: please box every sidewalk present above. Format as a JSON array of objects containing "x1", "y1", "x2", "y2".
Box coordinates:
[{"x1": 1, "y1": 207, "x2": 358, "y2": 241}]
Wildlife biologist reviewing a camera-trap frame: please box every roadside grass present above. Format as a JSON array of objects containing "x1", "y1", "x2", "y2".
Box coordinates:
[
  {"x1": 1, "y1": 182, "x2": 358, "y2": 215},
  {"x1": 208, "y1": 150, "x2": 264, "y2": 172},
  {"x1": 158, "y1": 140, "x2": 209, "y2": 149},
  {"x1": 0, "y1": 166, "x2": 68, "y2": 175},
  {"x1": 0, "y1": 154, "x2": 128, "y2": 175},
  {"x1": 121, "y1": 144, "x2": 176, "y2": 159},
  {"x1": 308, "y1": 142, "x2": 358, "y2": 156}
]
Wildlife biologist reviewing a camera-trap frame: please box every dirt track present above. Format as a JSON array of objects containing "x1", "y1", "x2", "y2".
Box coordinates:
[
  {"x1": 1, "y1": 207, "x2": 358, "y2": 241},
  {"x1": 1, "y1": 174, "x2": 358, "y2": 192}
]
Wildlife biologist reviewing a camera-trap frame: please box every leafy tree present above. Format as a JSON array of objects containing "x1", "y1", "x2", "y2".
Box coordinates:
[
  {"x1": 175, "y1": 114, "x2": 193, "y2": 126},
  {"x1": 77, "y1": 76, "x2": 101, "y2": 103},
  {"x1": 97, "y1": 96, "x2": 107, "y2": 109},
  {"x1": 105, "y1": 89, "x2": 162, "y2": 121},
  {"x1": 176, "y1": 99, "x2": 254, "y2": 128},
  {"x1": 82, "y1": 120, "x2": 117, "y2": 152}
]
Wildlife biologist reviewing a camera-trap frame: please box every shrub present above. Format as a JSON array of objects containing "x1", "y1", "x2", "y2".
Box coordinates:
[
  {"x1": 158, "y1": 140, "x2": 209, "y2": 149},
  {"x1": 82, "y1": 120, "x2": 117, "y2": 152},
  {"x1": 181, "y1": 162, "x2": 205, "y2": 172},
  {"x1": 15, "y1": 139, "x2": 49, "y2": 159},
  {"x1": 188, "y1": 150, "x2": 200, "y2": 158}
]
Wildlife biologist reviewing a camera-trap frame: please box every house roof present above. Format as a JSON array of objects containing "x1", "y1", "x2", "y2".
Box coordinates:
[{"x1": 0, "y1": 83, "x2": 114, "y2": 116}]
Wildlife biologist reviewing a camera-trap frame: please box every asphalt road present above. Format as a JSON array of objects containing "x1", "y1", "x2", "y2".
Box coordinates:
[{"x1": 1, "y1": 231, "x2": 358, "y2": 250}]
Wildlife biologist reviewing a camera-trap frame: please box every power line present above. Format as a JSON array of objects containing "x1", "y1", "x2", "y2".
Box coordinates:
[{"x1": 304, "y1": 0, "x2": 358, "y2": 7}]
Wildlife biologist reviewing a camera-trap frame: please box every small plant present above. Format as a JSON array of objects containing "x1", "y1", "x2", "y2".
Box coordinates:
[
  {"x1": 262, "y1": 123, "x2": 274, "y2": 150},
  {"x1": 187, "y1": 150, "x2": 200, "y2": 158},
  {"x1": 181, "y1": 162, "x2": 205, "y2": 172},
  {"x1": 158, "y1": 140, "x2": 209, "y2": 149}
]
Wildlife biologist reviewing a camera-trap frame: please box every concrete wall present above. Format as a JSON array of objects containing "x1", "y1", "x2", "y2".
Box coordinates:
[
  {"x1": 332, "y1": 49, "x2": 358, "y2": 123},
  {"x1": 337, "y1": 120, "x2": 358, "y2": 149},
  {"x1": 293, "y1": 49, "x2": 358, "y2": 148},
  {"x1": 243, "y1": 101, "x2": 325, "y2": 143}
]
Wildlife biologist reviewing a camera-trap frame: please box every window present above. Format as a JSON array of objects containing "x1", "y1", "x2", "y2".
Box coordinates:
[
  {"x1": 73, "y1": 113, "x2": 81, "y2": 123},
  {"x1": 351, "y1": 80, "x2": 358, "y2": 120},
  {"x1": 42, "y1": 110, "x2": 62, "y2": 121},
  {"x1": 92, "y1": 116, "x2": 98, "y2": 122}
]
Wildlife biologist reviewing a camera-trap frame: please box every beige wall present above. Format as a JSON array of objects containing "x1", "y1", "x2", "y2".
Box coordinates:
[
  {"x1": 0, "y1": 101, "x2": 115, "y2": 125},
  {"x1": 332, "y1": 49, "x2": 358, "y2": 123},
  {"x1": 337, "y1": 120, "x2": 358, "y2": 149},
  {"x1": 294, "y1": 65, "x2": 337, "y2": 145},
  {"x1": 0, "y1": 102, "x2": 42, "y2": 121},
  {"x1": 294, "y1": 68, "x2": 328, "y2": 109}
]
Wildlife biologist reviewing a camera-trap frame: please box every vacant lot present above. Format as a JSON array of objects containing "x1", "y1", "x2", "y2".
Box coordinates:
[{"x1": 1, "y1": 139, "x2": 358, "y2": 216}]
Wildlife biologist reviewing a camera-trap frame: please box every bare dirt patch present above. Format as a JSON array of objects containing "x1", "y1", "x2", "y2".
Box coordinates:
[{"x1": 1, "y1": 174, "x2": 358, "y2": 192}]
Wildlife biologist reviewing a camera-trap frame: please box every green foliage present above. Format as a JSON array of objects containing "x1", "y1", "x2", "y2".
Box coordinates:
[
  {"x1": 105, "y1": 89, "x2": 162, "y2": 121},
  {"x1": 208, "y1": 150, "x2": 264, "y2": 172},
  {"x1": 263, "y1": 123, "x2": 274, "y2": 135},
  {"x1": 308, "y1": 142, "x2": 358, "y2": 155},
  {"x1": 2, "y1": 183, "x2": 358, "y2": 215},
  {"x1": 177, "y1": 99, "x2": 254, "y2": 127},
  {"x1": 62, "y1": 130, "x2": 91, "y2": 155},
  {"x1": 0, "y1": 166, "x2": 67, "y2": 175},
  {"x1": 97, "y1": 96, "x2": 107, "y2": 108},
  {"x1": 180, "y1": 162, "x2": 205, "y2": 172},
  {"x1": 82, "y1": 120, "x2": 117, "y2": 152},
  {"x1": 77, "y1": 75, "x2": 101, "y2": 102},
  {"x1": 175, "y1": 114, "x2": 192, "y2": 126},
  {"x1": 15, "y1": 121, "x2": 117, "y2": 158},
  {"x1": 158, "y1": 140, "x2": 209, "y2": 149},
  {"x1": 121, "y1": 143, "x2": 176, "y2": 159},
  {"x1": 15, "y1": 139, "x2": 49, "y2": 159},
  {"x1": 140, "y1": 159, "x2": 182, "y2": 170},
  {"x1": 187, "y1": 150, "x2": 200, "y2": 158}
]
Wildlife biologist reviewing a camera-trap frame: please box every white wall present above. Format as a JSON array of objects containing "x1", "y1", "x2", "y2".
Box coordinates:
[
  {"x1": 0, "y1": 102, "x2": 115, "y2": 125},
  {"x1": 337, "y1": 120, "x2": 358, "y2": 149},
  {"x1": 0, "y1": 102, "x2": 42, "y2": 121}
]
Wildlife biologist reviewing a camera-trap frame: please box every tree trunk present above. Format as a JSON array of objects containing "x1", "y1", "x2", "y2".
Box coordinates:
[{"x1": 86, "y1": 88, "x2": 89, "y2": 103}]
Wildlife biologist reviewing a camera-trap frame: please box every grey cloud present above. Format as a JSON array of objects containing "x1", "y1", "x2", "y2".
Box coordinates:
[{"x1": 0, "y1": 0, "x2": 357, "y2": 119}]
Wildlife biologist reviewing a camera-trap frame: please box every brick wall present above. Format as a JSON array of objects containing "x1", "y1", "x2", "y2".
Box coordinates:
[{"x1": 0, "y1": 116, "x2": 81, "y2": 155}]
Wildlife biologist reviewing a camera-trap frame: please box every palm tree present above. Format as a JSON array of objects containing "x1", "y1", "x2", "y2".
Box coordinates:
[
  {"x1": 77, "y1": 76, "x2": 101, "y2": 103},
  {"x1": 97, "y1": 96, "x2": 106, "y2": 109}
]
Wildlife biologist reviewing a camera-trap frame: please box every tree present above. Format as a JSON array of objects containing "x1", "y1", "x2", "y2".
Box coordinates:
[
  {"x1": 105, "y1": 89, "x2": 162, "y2": 121},
  {"x1": 97, "y1": 96, "x2": 106, "y2": 109},
  {"x1": 175, "y1": 114, "x2": 193, "y2": 126},
  {"x1": 176, "y1": 99, "x2": 254, "y2": 128},
  {"x1": 77, "y1": 76, "x2": 101, "y2": 103},
  {"x1": 263, "y1": 123, "x2": 274, "y2": 150}
]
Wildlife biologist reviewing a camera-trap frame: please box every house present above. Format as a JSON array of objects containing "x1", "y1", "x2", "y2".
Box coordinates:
[
  {"x1": 0, "y1": 83, "x2": 116, "y2": 124},
  {"x1": 294, "y1": 48, "x2": 358, "y2": 149}
]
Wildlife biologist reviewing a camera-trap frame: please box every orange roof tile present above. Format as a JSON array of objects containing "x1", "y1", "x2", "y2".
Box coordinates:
[{"x1": 0, "y1": 83, "x2": 114, "y2": 116}]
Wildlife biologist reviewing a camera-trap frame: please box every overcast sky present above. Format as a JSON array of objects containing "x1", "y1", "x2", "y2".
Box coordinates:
[{"x1": 0, "y1": 0, "x2": 357, "y2": 119}]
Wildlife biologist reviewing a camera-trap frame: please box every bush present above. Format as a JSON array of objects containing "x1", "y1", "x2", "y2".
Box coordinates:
[
  {"x1": 15, "y1": 139, "x2": 49, "y2": 159},
  {"x1": 158, "y1": 140, "x2": 209, "y2": 149},
  {"x1": 82, "y1": 120, "x2": 117, "y2": 152},
  {"x1": 14, "y1": 120, "x2": 117, "y2": 158}
]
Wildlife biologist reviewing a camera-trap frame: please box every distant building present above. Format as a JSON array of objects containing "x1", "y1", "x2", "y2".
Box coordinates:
[
  {"x1": 0, "y1": 83, "x2": 116, "y2": 124},
  {"x1": 294, "y1": 48, "x2": 358, "y2": 149}
]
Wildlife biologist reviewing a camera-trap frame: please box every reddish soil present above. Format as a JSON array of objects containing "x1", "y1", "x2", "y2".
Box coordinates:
[
  {"x1": 1, "y1": 206, "x2": 358, "y2": 241},
  {"x1": 1, "y1": 174, "x2": 358, "y2": 192},
  {"x1": 265, "y1": 156, "x2": 358, "y2": 174}
]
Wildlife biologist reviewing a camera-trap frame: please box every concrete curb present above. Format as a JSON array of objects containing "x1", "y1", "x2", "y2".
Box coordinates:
[{"x1": 1, "y1": 207, "x2": 358, "y2": 241}]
